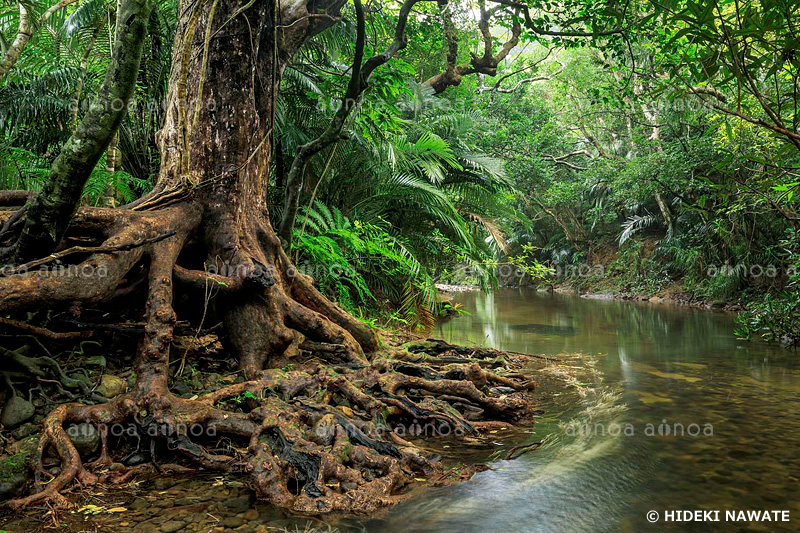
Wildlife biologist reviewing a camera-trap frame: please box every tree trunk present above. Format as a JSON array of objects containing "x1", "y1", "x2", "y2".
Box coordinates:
[
  {"x1": 2, "y1": 0, "x2": 538, "y2": 514},
  {"x1": 103, "y1": 133, "x2": 119, "y2": 207},
  {"x1": 146, "y1": 0, "x2": 375, "y2": 376}
]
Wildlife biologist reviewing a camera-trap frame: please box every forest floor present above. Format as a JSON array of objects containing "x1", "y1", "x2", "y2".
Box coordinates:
[{"x1": 0, "y1": 327, "x2": 578, "y2": 532}]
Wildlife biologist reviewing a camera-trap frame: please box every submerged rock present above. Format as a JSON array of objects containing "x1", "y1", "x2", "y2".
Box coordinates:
[
  {"x1": 97, "y1": 374, "x2": 127, "y2": 397},
  {"x1": 160, "y1": 520, "x2": 186, "y2": 532},
  {"x1": 222, "y1": 494, "x2": 253, "y2": 513},
  {"x1": 153, "y1": 478, "x2": 177, "y2": 490},
  {"x1": 489, "y1": 386, "x2": 516, "y2": 394},
  {"x1": 1, "y1": 396, "x2": 35, "y2": 429}
]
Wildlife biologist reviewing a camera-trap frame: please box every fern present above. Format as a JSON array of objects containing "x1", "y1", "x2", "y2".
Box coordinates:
[
  {"x1": 294, "y1": 201, "x2": 439, "y2": 327},
  {"x1": 619, "y1": 214, "x2": 659, "y2": 245}
]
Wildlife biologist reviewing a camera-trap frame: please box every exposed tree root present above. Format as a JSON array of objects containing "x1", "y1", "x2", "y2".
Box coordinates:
[
  {"x1": 1, "y1": 174, "x2": 536, "y2": 515},
  {"x1": 7, "y1": 346, "x2": 537, "y2": 514},
  {"x1": 0, "y1": 345, "x2": 108, "y2": 403}
]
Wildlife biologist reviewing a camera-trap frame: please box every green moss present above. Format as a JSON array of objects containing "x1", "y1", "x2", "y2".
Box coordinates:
[
  {"x1": 334, "y1": 442, "x2": 352, "y2": 463},
  {"x1": 0, "y1": 452, "x2": 31, "y2": 482}
]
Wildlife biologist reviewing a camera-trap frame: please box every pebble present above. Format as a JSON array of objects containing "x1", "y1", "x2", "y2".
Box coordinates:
[
  {"x1": 160, "y1": 520, "x2": 186, "y2": 533},
  {"x1": 222, "y1": 494, "x2": 253, "y2": 513},
  {"x1": 154, "y1": 478, "x2": 178, "y2": 490},
  {"x1": 310, "y1": 414, "x2": 336, "y2": 446},
  {"x1": 97, "y1": 374, "x2": 127, "y2": 398},
  {"x1": 10, "y1": 422, "x2": 37, "y2": 440},
  {"x1": 220, "y1": 516, "x2": 245, "y2": 528},
  {"x1": 171, "y1": 381, "x2": 192, "y2": 397},
  {"x1": 129, "y1": 497, "x2": 148, "y2": 510},
  {"x1": 8, "y1": 435, "x2": 39, "y2": 456}
]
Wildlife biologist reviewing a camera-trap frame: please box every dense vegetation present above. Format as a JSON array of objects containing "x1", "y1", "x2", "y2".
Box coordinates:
[{"x1": 4, "y1": 0, "x2": 799, "y2": 345}]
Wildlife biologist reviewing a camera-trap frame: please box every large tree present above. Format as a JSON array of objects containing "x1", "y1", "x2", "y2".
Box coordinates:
[{"x1": 0, "y1": 0, "x2": 554, "y2": 513}]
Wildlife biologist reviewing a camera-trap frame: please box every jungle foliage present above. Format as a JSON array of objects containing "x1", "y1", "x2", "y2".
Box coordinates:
[{"x1": 2, "y1": 0, "x2": 800, "y2": 342}]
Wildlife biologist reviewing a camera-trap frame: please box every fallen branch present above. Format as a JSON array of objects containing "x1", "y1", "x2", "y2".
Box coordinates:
[
  {"x1": 504, "y1": 440, "x2": 542, "y2": 460},
  {"x1": 0, "y1": 317, "x2": 97, "y2": 340}
]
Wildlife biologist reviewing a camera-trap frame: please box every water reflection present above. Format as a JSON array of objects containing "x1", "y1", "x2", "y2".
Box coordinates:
[{"x1": 346, "y1": 289, "x2": 800, "y2": 533}]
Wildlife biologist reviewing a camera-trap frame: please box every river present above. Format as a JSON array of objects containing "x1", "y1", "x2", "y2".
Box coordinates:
[{"x1": 343, "y1": 289, "x2": 800, "y2": 532}]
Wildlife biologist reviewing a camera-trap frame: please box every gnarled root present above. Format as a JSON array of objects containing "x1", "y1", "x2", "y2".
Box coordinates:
[
  {"x1": 1, "y1": 198, "x2": 538, "y2": 515},
  {"x1": 8, "y1": 347, "x2": 537, "y2": 514}
]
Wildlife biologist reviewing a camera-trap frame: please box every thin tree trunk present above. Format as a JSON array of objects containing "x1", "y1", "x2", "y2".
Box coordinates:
[
  {"x1": 103, "y1": 133, "x2": 119, "y2": 207},
  {"x1": 13, "y1": 0, "x2": 152, "y2": 262},
  {"x1": 70, "y1": 25, "x2": 102, "y2": 132},
  {"x1": 278, "y1": 0, "x2": 422, "y2": 247}
]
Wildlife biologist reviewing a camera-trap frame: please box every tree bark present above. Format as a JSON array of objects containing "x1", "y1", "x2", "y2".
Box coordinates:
[
  {"x1": 423, "y1": 0, "x2": 521, "y2": 94},
  {"x1": 147, "y1": 0, "x2": 375, "y2": 375}
]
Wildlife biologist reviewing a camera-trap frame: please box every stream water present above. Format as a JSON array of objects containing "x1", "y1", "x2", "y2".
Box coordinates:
[{"x1": 344, "y1": 289, "x2": 800, "y2": 532}]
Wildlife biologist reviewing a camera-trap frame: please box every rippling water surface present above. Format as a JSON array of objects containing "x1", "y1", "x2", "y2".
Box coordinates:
[{"x1": 345, "y1": 289, "x2": 800, "y2": 533}]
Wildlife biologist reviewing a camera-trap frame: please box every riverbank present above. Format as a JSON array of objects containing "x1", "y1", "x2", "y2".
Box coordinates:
[
  {"x1": 437, "y1": 281, "x2": 744, "y2": 312},
  {"x1": 552, "y1": 284, "x2": 745, "y2": 312},
  {"x1": 0, "y1": 332, "x2": 551, "y2": 530}
]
